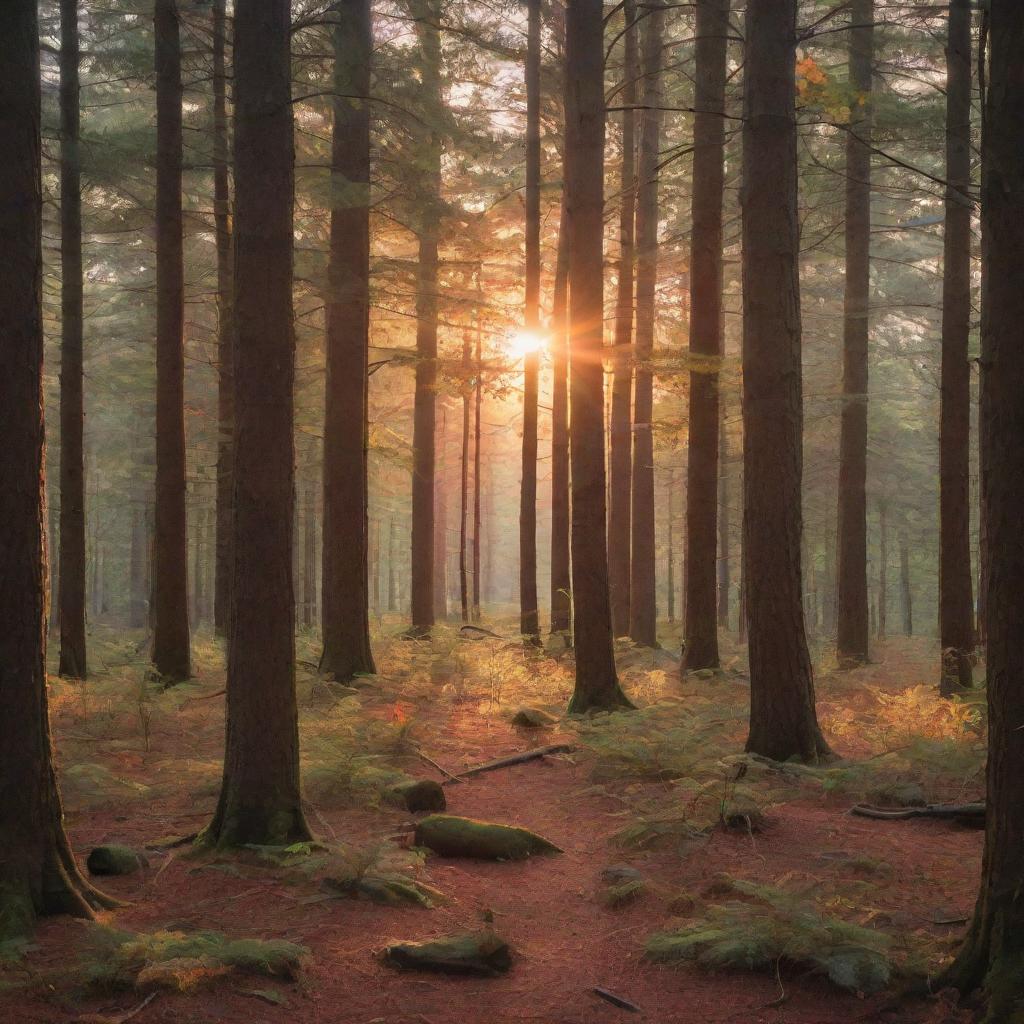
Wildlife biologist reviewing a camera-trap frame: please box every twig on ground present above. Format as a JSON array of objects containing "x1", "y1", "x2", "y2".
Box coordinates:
[
  {"x1": 415, "y1": 748, "x2": 463, "y2": 783},
  {"x1": 444, "y1": 744, "x2": 576, "y2": 784}
]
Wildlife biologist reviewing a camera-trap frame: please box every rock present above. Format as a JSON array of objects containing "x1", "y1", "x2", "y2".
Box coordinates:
[
  {"x1": 384, "y1": 931, "x2": 512, "y2": 976},
  {"x1": 600, "y1": 880, "x2": 646, "y2": 908},
  {"x1": 414, "y1": 814, "x2": 561, "y2": 860},
  {"x1": 86, "y1": 844, "x2": 148, "y2": 876},
  {"x1": 510, "y1": 707, "x2": 557, "y2": 728},
  {"x1": 693, "y1": 668, "x2": 716, "y2": 681},
  {"x1": 387, "y1": 779, "x2": 447, "y2": 813},
  {"x1": 867, "y1": 781, "x2": 926, "y2": 808},
  {"x1": 600, "y1": 864, "x2": 643, "y2": 885},
  {"x1": 720, "y1": 801, "x2": 768, "y2": 833}
]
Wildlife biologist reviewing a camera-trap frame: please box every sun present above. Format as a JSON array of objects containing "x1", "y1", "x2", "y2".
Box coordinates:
[{"x1": 506, "y1": 328, "x2": 546, "y2": 359}]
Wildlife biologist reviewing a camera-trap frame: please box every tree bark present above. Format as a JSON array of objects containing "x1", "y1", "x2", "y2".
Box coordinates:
[
  {"x1": 717, "y1": 398, "x2": 731, "y2": 630},
  {"x1": 666, "y1": 476, "x2": 675, "y2": 623},
  {"x1": 153, "y1": 0, "x2": 191, "y2": 680},
  {"x1": 877, "y1": 499, "x2": 887, "y2": 639},
  {"x1": 473, "y1": 300, "x2": 483, "y2": 619},
  {"x1": 212, "y1": 0, "x2": 234, "y2": 638},
  {"x1": 683, "y1": 0, "x2": 729, "y2": 670},
  {"x1": 460, "y1": 330, "x2": 471, "y2": 622},
  {"x1": 835, "y1": 0, "x2": 873, "y2": 668},
  {"x1": 303, "y1": 483, "x2": 317, "y2": 630},
  {"x1": 434, "y1": 403, "x2": 448, "y2": 619},
  {"x1": 628, "y1": 0, "x2": 664, "y2": 648},
  {"x1": 319, "y1": 0, "x2": 375, "y2": 679},
  {"x1": 409, "y1": 0, "x2": 442, "y2": 636},
  {"x1": 550, "y1": 193, "x2": 572, "y2": 639},
  {"x1": 941, "y1": 7, "x2": 1024, "y2": 1015},
  {"x1": 741, "y1": 0, "x2": 830, "y2": 762},
  {"x1": 565, "y1": 0, "x2": 632, "y2": 713},
  {"x1": 0, "y1": 1, "x2": 115, "y2": 935},
  {"x1": 58, "y1": 0, "x2": 87, "y2": 679},
  {"x1": 899, "y1": 529, "x2": 913, "y2": 635},
  {"x1": 939, "y1": 0, "x2": 975, "y2": 695},
  {"x1": 608, "y1": 0, "x2": 638, "y2": 637},
  {"x1": 201, "y1": 0, "x2": 310, "y2": 849}
]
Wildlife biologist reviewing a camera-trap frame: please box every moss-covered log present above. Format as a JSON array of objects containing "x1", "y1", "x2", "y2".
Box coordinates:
[
  {"x1": 384, "y1": 931, "x2": 512, "y2": 975},
  {"x1": 414, "y1": 815, "x2": 560, "y2": 860}
]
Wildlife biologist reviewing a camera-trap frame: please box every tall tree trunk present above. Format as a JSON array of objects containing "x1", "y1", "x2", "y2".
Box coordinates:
[
  {"x1": 434, "y1": 403, "x2": 448, "y2": 619},
  {"x1": 683, "y1": 0, "x2": 729, "y2": 670},
  {"x1": 741, "y1": 0, "x2": 829, "y2": 762},
  {"x1": 877, "y1": 499, "x2": 887, "y2": 639},
  {"x1": 565, "y1": 0, "x2": 632, "y2": 713},
  {"x1": 460, "y1": 330, "x2": 471, "y2": 622},
  {"x1": 0, "y1": 0, "x2": 115, "y2": 932},
  {"x1": 388, "y1": 517, "x2": 398, "y2": 613},
  {"x1": 608, "y1": 0, "x2": 638, "y2": 636},
  {"x1": 519, "y1": 0, "x2": 542, "y2": 644},
  {"x1": 472, "y1": 304, "x2": 483, "y2": 619},
  {"x1": 628, "y1": 1, "x2": 664, "y2": 648},
  {"x1": 304, "y1": 483, "x2": 317, "y2": 630},
  {"x1": 191, "y1": 502, "x2": 204, "y2": 627},
  {"x1": 550, "y1": 194, "x2": 572, "y2": 638},
  {"x1": 409, "y1": 0, "x2": 442, "y2": 636},
  {"x1": 717, "y1": 399, "x2": 731, "y2": 630},
  {"x1": 319, "y1": 0, "x2": 375, "y2": 679},
  {"x1": 939, "y1": 0, "x2": 975, "y2": 694},
  {"x1": 900, "y1": 529, "x2": 912, "y2": 635},
  {"x1": 942, "y1": 8, "x2": 1024, "y2": 1014},
  {"x1": 130, "y1": 504, "x2": 148, "y2": 628},
  {"x1": 212, "y1": 0, "x2": 234, "y2": 638},
  {"x1": 58, "y1": 0, "x2": 87, "y2": 679},
  {"x1": 666, "y1": 476, "x2": 675, "y2": 623},
  {"x1": 153, "y1": 0, "x2": 191, "y2": 680},
  {"x1": 835, "y1": 0, "x2": 873, "y2": 668},
  {"x1": 201, "y1": 0, "x2": 310, "y2": 850}
]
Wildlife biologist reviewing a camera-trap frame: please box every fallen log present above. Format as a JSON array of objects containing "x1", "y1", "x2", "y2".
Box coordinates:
[
  {"x1": 444, "y1": 743, "x2": 575, "y2": 784},
  {"x1": 851, "y1": 802, "x2": 984, "y2": 826}
]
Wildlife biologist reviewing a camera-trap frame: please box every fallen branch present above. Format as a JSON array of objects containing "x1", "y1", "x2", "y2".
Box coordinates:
[
  {"x1": 593, "y1": 987, "x2": 641, "y2": 1013},
  {"x1": 459, "y1": 624, "x2": 505, "y2": 640},
  {"x1": 444, "y1": 744, "x2": 575, "y2": 784},
  {"x1": 851, "y1": 802, "x2": 984, "y2": 825},
  {"x1": 415, "y1": 748, "x2": 463, "y2": 784}
]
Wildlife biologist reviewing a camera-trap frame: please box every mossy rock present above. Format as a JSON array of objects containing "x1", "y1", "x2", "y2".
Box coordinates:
[
  {"x1": 87, "y1": 844, "x2": 148, "y2": 876},
  {"x1": 867, "y1": 781, "x2": 926, "y2": 808},
  {"x1": 387, "y1": 779, "x2": 447, "y2": 813},
  {"x1": 384, "y1": 931, "x2": 512, "y2": 976},
  {"x1": 600, "y1": 879, "x2": 646, "y2": 908},
  {"x1": 720, "y1": 802, "x2": 768, "y2": 833},
  {"x1": 510, "y1": 707, "x2": 557, "y2": 728},
  {"x1": 693, "y1": 668, "x2": 717, "y2": 681},
  {"x1": 414, "y1": 815, "x2": 561, "y2": 861}
]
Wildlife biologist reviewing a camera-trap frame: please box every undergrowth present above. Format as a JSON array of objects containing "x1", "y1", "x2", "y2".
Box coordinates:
[{"x1": 646, "y1": 877, "x2": 895, "y2": 994}]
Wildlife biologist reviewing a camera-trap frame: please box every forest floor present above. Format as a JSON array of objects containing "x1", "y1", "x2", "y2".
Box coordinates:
[{"x1": 1, "y1": 622, "x2": 987, "y2": 1024}]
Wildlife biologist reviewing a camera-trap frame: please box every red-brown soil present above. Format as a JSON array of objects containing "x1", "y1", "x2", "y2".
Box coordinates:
[{"x1": 1, "y1": 635, "x2": 983, "y2": 1024}]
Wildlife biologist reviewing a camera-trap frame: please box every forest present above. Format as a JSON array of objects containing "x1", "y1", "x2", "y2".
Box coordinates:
[{"x1": 1, "y1": 0, "x2": 1022, "y2": 1022}]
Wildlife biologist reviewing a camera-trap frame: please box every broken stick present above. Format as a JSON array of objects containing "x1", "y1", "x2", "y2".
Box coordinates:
[
  {"x1": 851, "y1": 802, "x2": 984, "y2": 825},
  {"x1": 444, "y1": 743, "x2": 575, "y2": 784}
]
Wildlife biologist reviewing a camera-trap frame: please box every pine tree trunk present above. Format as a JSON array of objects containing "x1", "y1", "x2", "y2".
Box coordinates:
[
  {"x1": 717, "y1": 398, "x2": 731, "y2": 630},
  {"x1": 460, "y1": 330, "x2": 471, "y2": 622},
  {"x1": 741, "y1": 0, "x2": 829, "y2": 762},
  {"x1": 319, "y1": 0, "x2": 375, "y2": 679},
  {"x1": 518, "y1": 0, "x2": 542, "y2": 644},
  {"x1": 472, "y1": 304, "x2": 483, "y2": 619},
  {"x1": 683, "y1": 0, "x2": 729, "y2": 670},
  {"x1": 628, "y1": 0, "x2": 664, "y2": 648},
  {"x1": 900, "y1": 530, "x2": 912, "y2": 635},
  {"x1": 939, "y1": 0, "x2": 975, "y2": 694},
  {"x1": 666, "y1": 478, "x2": 675, "y2": 623},
  {"x1": 409, "y1": 0, "x2": 441, "y2": 636},
  {"x1": 0, "y1": 1, "x2": 115, "y2": 933},
  {"x1": 434, "y1": 403, "x2": 448, "y2": 620},
  {"x1": 549, "y1": 193, "x2": 572, "y2": 638},
  {"x1": 388, "y1": 517, "x2": 398, "y2": 613},
  {"x1": 58, "y1": 0, "x2": 88, "y2": 679},
  {"x1": 877, "y1": 499, "x2": 887, "y2": 639},
  {"x1": 304, "y1": 483, "x2": 317, "y2": 630},
  {"x1": 835, "y1": 0, "x2": 873, "y2": 668},
  {"x1": 212, "y1": 0, "x2": 234, "y2": 638},
  {"x1": 608, "y1": 0, "x2": 638, "y2": 637},
  {"x1": 191, "y1": 503, "x2": 204, "y2": 627},
  {"x1": 565, "y1": 0, "x2": 632, "y2": 713},
  {"x1": 941, "y1": 9, "x2": 1024, "y2": 1013},
  {"x1": 202, "y1": 0, "x2": 310, "y2": 850},
  {"x1": 153, "y1": 0, "x2": 191, "y2": 680}
]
